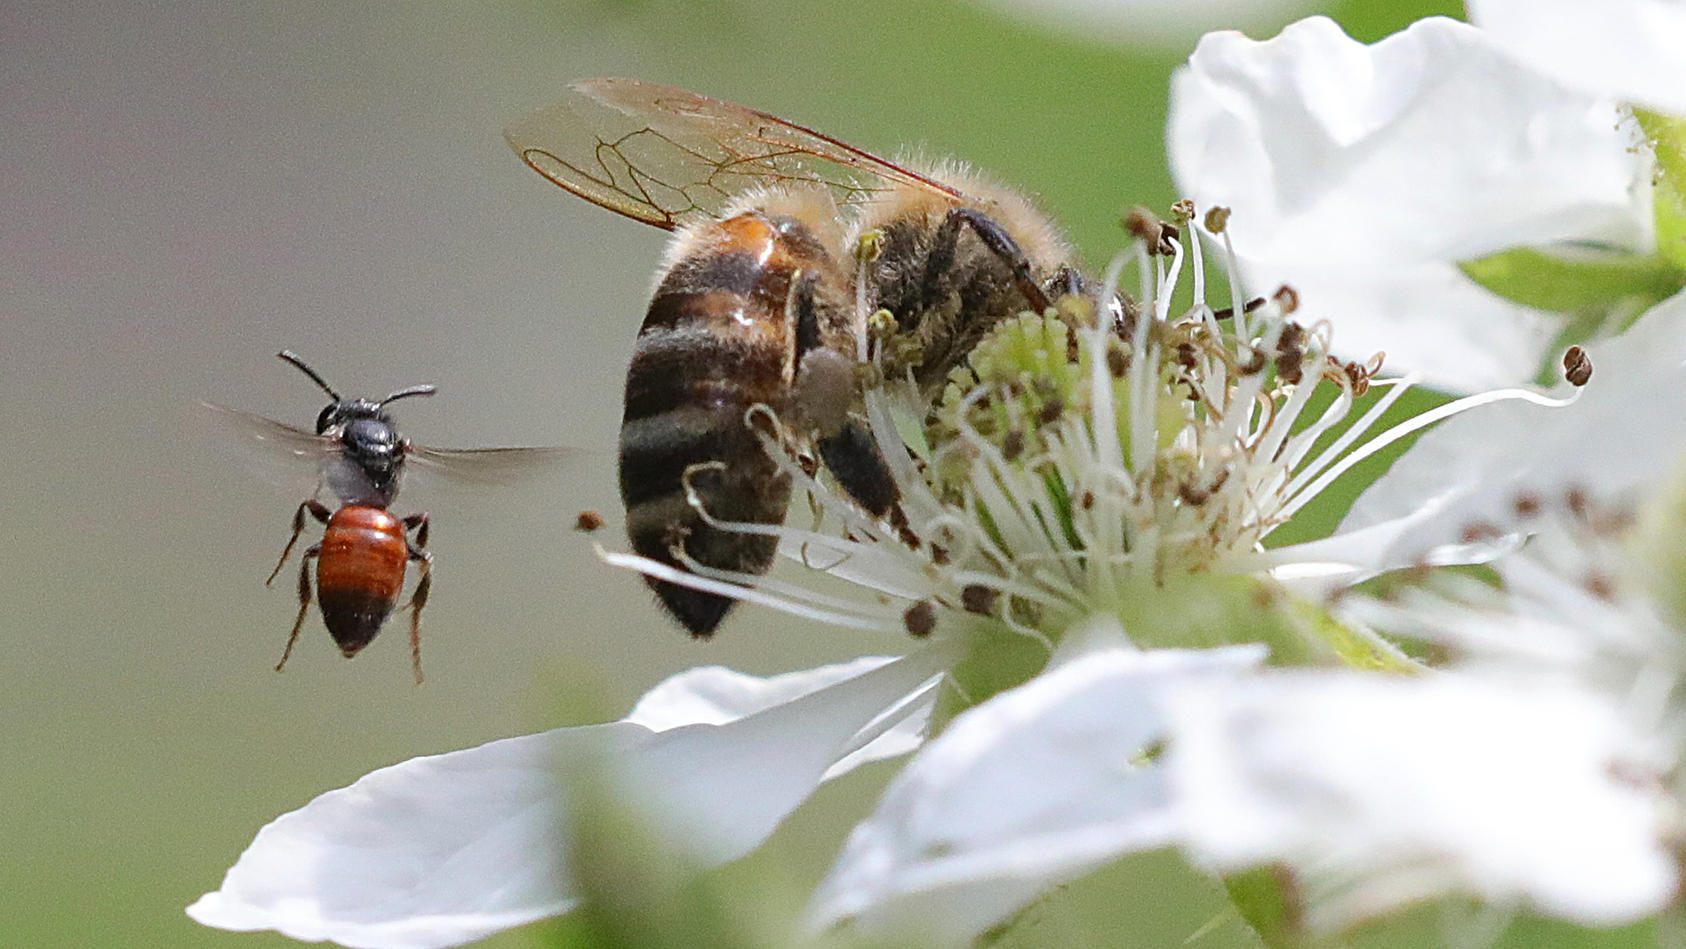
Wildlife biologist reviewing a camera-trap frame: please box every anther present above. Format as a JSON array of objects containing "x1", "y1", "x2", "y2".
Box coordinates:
[
  {"x1": 1563, "y1": 345, "x2": 1593, "y2": 387},
  {"x1": 902, "y1": 600, "x2": 937, "y2": 637},
  {"x1": 574, "y1": 510, "x2": 604, "y2": 533},
  {"x1": 1001, "y1": 430, "x2": 1026, "y2": 461},
  {"x1": 1512, "y1": 492, "x2": 1542, "y2": 519},
  {"x1": 960, "y1": 584, "x2": 999, "y2": 616}
]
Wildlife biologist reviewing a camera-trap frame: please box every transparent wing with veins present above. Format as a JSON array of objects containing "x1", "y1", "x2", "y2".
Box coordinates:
[
  {"x1": 204, "y1": 402, "x2": 570, "y2": 495},
  {"x1": 504, "y1": 77, "x2": 969, "y2": 231}
]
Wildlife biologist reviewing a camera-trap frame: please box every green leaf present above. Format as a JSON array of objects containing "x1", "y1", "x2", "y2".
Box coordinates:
[
  {"x1": 1459, "y1": 246, "x2": 1684, "y2": 314},
  {"x1": 1224, "y1": 868, "x2": 1303, "y2": 948}
]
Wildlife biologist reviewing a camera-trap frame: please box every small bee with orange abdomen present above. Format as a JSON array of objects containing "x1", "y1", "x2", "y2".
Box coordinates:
[
  {"x1": 209, "y1": 351, "x2": 563, "y2": 683},
  {"x1": 507, "y1": 79, "x2": 1119, "y2": 636}
]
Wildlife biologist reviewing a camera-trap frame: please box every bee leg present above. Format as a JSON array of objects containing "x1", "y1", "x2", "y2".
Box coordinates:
[
  {"x1": 918, "y1": 207, "x2": 1052, "y2": 320},
  {"x1": 402, "y1": 511, "x2": 430, "y2": 549},
  {"x1": 817, "y1": 419, "x2": 897, "y2": 517},
  {"x1": 790, "y1": 269, "x2": 824, "y2": 361},
  {"x1": 276, "y1": 545, "x2": 321, "y2": 672},
  {"x1": 404, "y1": 545, "x2": 432, "y2": 686},
  {"x1": 402, "y1": 512, "x2": 432, "y2": 685},
  {"x1": 267, "y1": 499, "x2": 332, "y2": 586}
]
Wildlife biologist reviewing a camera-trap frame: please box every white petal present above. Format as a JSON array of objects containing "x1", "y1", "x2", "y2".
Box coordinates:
[
  {"x1": 1167, "y1": 672, "x2": 1675, "y2": 927},
  {"x1": 1169, "y1": 16, "x2": 1647, "y2": 391},
  {"x1": 807, "y1": 644, "x2": 1267, "y2": 945},
  {"x1": 188, "y1": 648, "x2": 953, "y2": 949},
  {"x1": 1335, "y1": 290, "x2": 1686, "y2": 570},
  {"x1": 1471, "y1": 0, "x2": 1686, "y2": 117},
  {"x1": 624, "y1": 654, "x2": 939, "y2": 782},
  {"x1": 965, "y1": 0, "x2": 1321, "y2": 48}
]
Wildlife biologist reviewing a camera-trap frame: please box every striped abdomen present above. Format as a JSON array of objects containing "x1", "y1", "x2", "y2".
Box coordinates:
[
  {"x1": 315, "y1": 505, "x2": 407, "y2": 655},
  {"x1": 619, "y1": 213, "x2": 821, "y2": 636}
]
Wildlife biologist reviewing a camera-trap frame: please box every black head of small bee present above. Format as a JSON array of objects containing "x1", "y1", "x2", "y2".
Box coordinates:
[{"x1": 278, "y1": 350, "x2": 436, "y2": 490}]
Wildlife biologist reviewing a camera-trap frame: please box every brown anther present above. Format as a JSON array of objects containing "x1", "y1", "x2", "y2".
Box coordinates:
[
  {"x1": 1123, "y1": 206, "x2": 1159, "y2": 243},
  {"x1": 1272, "y1": 285, "x2": 1300, "y2": 315},
  {"x1": 574, "y1": 510, "x2": 604, "y2": 533},
  {"x1": 960, "y1": 584, "x2": 999, "y2": 615},
  {"x1": 1080, "y1": 489, "x2": 1096, "y2": 509},
  {"x1": 1176, "y1": 341, "x2": 1199, "y2": 370},
  {"x1": 1001, "y1": 429, "x2": 1026, "y2": 461},
  {"x1": 889, "y1": 503, "x2": 921, "y2": 550},
  {"x1": 1155, "y1": 222, "x2": 1180, "y2": 257},
  {"x1": 1583, "y1": 570, "x2": 1617, "y2": 600},
  {"x1": 1340, "y1": 360, "x2": 1371, "y2": 397},
  {"x1": 1106, "y1": 346, "x2": 1129, "y2": 378},
  {"x1": 1277, "y1": 321, "x2": 1306, "y2": 352},
  {"x1": 1458, "y1": 522, "x2": 1504, "y2": 544},
  {"x1": 1565, "y1": 486, "x2": 1590, "y2": 519},
  {"x1": 1037, "y1": 396, "x2": 1065, "y2": 427},
  {"x1": 1512, "y1": 492, "x2": 1543, "y2": 518},
  {"x1": 902, "y1": 600, "x2": 937, "y2": 637},
  {"x1": 798, "y1": 453, "x2": 819, "y2": 478},
  {"x1": 1204, "y1": 206, "x2": 1231, "y2": 233},
  {"x1": 1238, "y1": 346, "x2": 1268, "y2": 375},
  {"x1": 930, "y1": 544, "x2": 950, "y2": 566},
  {"x1": 1178, "y1": 482, "x2": 1211, "y2": 505},
  {"x1": 1563, "y1": 345, "x2": 1593, "y2": 387},
  {"x1": 1170, "y1": 198, "x2": 1195, "y2": 224},
  {"x1": 1275, "y1": 351, "x2": 1304, "y2": 386}
]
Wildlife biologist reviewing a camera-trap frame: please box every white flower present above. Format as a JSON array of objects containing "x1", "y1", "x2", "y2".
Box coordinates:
[
  {"x1": 1469, "y1": 0, "x2": 1686, "y2": 117},
  {"x1": 801, "y1": 289, "x2": 1686, "y2": 943},
  {"x1": 1164, "y1": 669, "x2": 1675, "y2": 929},
  {"x1": 1311, "y1": 288, "x2": 1686, "y2": 574},
  {"x1": 807, "y1": 638, "x2": 1269, "y2": 943},
  {"x1": 1168, "y1": 16, "x2": 1652, "y2": 392},
  {"x1": 187, "y1": 650, "x2": 953, "y2": 949}
]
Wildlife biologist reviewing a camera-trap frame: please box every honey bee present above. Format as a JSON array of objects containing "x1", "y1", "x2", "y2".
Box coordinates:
[{"x1": 507, "y1": 78, "x2": 1113, "y2": 636}]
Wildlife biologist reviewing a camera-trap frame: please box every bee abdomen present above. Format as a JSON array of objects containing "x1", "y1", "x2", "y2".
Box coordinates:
[
  {"x1": 620, "y1": 398, "x2": 791, "y2": 637},
  {"x1": 620, "y1": 279, "x2": 795, "y2": 635},
  {"x1": 315, "y1": 506, "x2": 407, "y2": 656}
]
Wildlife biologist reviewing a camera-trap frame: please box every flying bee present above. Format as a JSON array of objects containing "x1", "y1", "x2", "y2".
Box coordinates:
[
  {"x1": 208, "y1": 351, "x2": 565, "y2": 683},
  {"x1": 506, "y1": 78, "x2": 1117, "y2": 636}
]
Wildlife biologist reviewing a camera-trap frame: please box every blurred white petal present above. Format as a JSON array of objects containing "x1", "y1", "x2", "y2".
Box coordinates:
[
  {"x1": 188, "y1": 648, "x2": 952, "y2": 949},
  {"x1": 1166, "y1": 672, "x2": 1675, "y2": 928},
  {"x1": 623, "y1": 655, "x2": 936, "y2": 779},
  {"x1": 1470, "y1": 0, "x2": 1686, "y2": 117},
  {"x1": 967, "y1": 0, "x2": 1320, "y2": 49},
  {"x1": 807, "y1": 644, "x2": 1267, "y2": 945},
  {"x1": 1336, "y1": 290, "x2": 1686, "y2": 568},
  {"x1": 1169, "y1": 16, "x2": 1648, "y2": 391}
]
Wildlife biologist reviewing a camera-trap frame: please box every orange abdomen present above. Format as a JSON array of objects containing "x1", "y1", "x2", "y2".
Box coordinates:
[{"x1": 316, "y1": 505, "x2": 407, "y2": 656}]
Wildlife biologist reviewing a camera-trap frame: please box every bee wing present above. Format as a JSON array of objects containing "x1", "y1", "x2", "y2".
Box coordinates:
[
  {"x1": 505, "y1": 77, "x2": 969, "y2": 231},
  {"x1": 405, "y1": 444, "x2": 573, "y2": 487},
  {"x1": 201, "y1": 402, "x2": 336, "y2": 496}
]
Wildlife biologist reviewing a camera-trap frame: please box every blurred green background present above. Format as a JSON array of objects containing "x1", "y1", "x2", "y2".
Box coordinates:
[{"x1": 3, "y1": 0, "x2": 1454, "y2": 945}]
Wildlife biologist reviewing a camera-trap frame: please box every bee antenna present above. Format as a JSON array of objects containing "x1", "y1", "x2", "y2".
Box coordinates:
[
  {"x1": 277, "y1": 351, "x2": 341, "y2": 402},
  {"x1": 382, "y1": 384, "x2": 438, "y2": 405}
]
